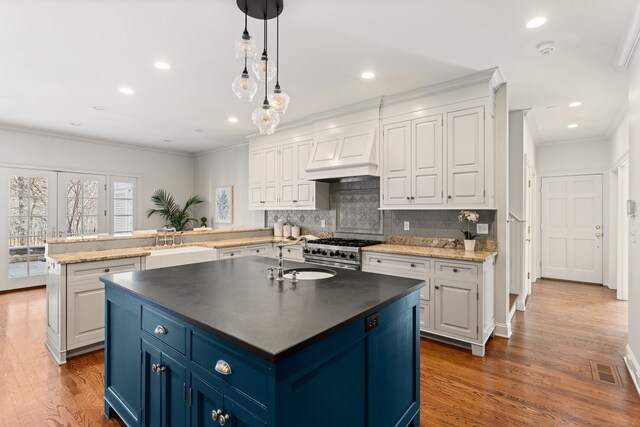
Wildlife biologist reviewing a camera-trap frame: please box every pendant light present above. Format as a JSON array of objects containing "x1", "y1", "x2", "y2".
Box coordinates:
[
  {"x1": 268, "y1": 11, "x2": 290, "y2": 114},
  {"x1": 231, "y1": 9, "x2": 258, "y2": 101},
  {"x1": 252, "y1": 14, "x2": 279, "y2": 134},
  {"x1": 234, "y1": 9, "x2": 257, "y2": 62}
]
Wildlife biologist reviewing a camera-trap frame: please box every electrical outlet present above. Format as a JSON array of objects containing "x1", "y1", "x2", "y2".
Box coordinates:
[
  {"x1": 477, "y1": 223, "x2": 489, "y2": 235},
  {"x1": 404, "y1": 221, "x2": 410, "y2": 231},
  {"x1": 321, "y1": 220, "x2": 326, "y2": 228}
]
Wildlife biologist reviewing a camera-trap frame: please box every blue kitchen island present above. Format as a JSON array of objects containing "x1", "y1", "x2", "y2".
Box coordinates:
[{"x1": 100, "y1": 256, "x2": 424, "y2": 427}]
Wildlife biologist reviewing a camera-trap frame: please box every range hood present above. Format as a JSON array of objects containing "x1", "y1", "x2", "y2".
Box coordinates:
[{"x1": 304, "y1": 121, "x2": 379, "y2": 182}]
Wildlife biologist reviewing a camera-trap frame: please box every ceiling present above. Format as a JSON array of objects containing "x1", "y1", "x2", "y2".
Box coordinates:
[{"x1": 0, "y1": 0, "x2": 633, "y2": 154}]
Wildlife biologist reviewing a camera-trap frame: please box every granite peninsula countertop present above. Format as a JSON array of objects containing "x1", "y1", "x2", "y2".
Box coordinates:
[
  {"x1": 101, "y1": 257, "x2": 424, "y2": 362},
  {"x1": 362, "y1": 244, "x2": 497, "y2": 262}
]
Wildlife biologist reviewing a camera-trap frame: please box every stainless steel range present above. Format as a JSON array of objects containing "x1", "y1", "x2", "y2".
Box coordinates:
[{"x1": 303, "y1": 238, "x2": 382, "y2": 270}]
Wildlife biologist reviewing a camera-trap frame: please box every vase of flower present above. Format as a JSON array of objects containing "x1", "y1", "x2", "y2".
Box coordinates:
[{"x1": 458, "y1": 210, "x2": 480, "y2": 251}]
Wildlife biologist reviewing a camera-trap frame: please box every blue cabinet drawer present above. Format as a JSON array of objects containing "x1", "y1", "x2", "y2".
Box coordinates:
[
  {"x1": 141, "y1": 306, "x2": 186, "y2": 355},
  {"x1": 191, "y1": 331, "x2": 270, "y2": 406}
]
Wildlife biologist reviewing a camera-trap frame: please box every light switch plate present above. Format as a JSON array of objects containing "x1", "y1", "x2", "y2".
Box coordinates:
[
  {"x1": 321, "y1": 220, "x2": 326, "y2": 228},
  {"x1": 404, "y1": 221, "x2": 410, "y2": 231},
  {"x1": 477, "y1": 223, "x2": 489, "y2": 234}
]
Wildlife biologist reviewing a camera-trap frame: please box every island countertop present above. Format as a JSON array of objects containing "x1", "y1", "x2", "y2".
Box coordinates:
[{"x1": 100, "y1": 257, "x2": 424, "y2": 362}]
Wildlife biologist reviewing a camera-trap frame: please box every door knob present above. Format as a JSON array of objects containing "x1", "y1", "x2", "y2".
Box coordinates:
[
  {"x1": 595, "y1": 225, "x2": 601, "y2": 230},
  {"x1": 447, "y1": 195, "x2": 452, "y2": 199},
  {"x1": 596, "y1": 233, "x2": 602, "y2": 237}
]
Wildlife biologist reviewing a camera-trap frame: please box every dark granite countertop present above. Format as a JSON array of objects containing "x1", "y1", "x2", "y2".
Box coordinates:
[{"x1": 100, "y1": 257, "x2": 424, "y2": 363}]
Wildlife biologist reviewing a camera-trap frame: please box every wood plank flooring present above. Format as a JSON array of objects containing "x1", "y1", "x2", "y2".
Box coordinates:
[{"x1": 0, "y1": 279, "x2": 638, "y2": 426}]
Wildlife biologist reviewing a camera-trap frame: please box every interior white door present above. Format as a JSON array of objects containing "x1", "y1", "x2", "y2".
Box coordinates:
[
  {"x1": 382, "y1": 121, "x2": 411, "y2": 205},
  {"x1": 0, "y1": 167, "x2": 57, "y2": 290},
  {"x1": 541, "y1": 175, "x2": 603, "y2": 284},
  {"x1": 523, "y1": 157, "x2": 532, "y2": 295},
  {"x1": 58, "y1": 172, "x2": 107, "y2": 238},
  {"x1": 412, "y1": 115, "x2": 443, "y2": 205}
]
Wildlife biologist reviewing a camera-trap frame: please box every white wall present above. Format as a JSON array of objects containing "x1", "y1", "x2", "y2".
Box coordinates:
[
  {"x1": 627, "y1": 37, "x2": 640, "y2": 380},
  {"x1": 194, "y1": 144, "x2": 263, "y2": 230},
  {"x1": 0, "y1": 127, "x2": 195, "y2": 230},
  {"x1": 536, "y1": 138, "x2": 610, "y2": 173}
]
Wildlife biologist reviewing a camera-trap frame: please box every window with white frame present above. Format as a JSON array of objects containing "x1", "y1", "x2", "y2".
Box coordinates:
[{"x1": 112, "y1": 177, "x2": 136, "y2": 234}]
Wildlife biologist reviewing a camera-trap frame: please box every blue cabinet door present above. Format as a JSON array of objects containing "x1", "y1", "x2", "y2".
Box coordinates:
[
  {"x1": 191, "y1": 374, "x2": 224, "y2": 427},
  {"x1": 142, "y1": 339, "x2": 162, "y2": 427},
  {"x1": 161, "y1": 351, "x2": 187, "y2": 427}
]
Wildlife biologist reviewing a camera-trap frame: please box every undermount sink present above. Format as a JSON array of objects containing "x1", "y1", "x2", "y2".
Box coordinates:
[
  {"x1": 283, "y1": 268, "x2": 337, "y2": 280},
  {"x1": 146, "y1": 246, "x2": 216, "y2": 270}
]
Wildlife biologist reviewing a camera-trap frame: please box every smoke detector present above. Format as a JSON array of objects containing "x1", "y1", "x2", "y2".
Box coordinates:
[{"x1": 537, "y1": 41, "x2": 556, "y2": 55}]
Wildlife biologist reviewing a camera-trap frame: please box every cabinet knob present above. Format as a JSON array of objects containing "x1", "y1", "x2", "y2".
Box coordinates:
[
  {"x1": 448, "y1": 195, "x2": 452, "y2": 199},
  {"x1": 154, "y1": 325, "x2": 166, "y2": 335},
  {"x1": 452, "y1": 268, "x2": 458, "y2": 273},
  {"x1": 218, "y1": 414, "x2": 230, "y2": 426},
  {"x1": 376, "y1": 259, "x2": 381, "y2": 263},
  {"x1": 411, "y1": 196, "x2": 415, "y2": 200},
  {"x1": 435, "y1": 285, "x2": 440, "y2": 290},
  {"x1": 215, "y1": 360, "x2": 232, "y2": 375},
  {"x1": 256, "y1": 249, "x2": 260, "y2": 253},
  {"x1": 151, "y1": 363, "x2": 166, "y2": 375},
  {"x1": 406, "y1": 196, "x2": 411, "y2": 200},
  {"x1": 293, "y1": 200, "x2": 298, "y2": 203},
  {"x1": 211, "y1": 409, "x2": 222, "y2": 421},
  {"x1": 104, "y1": 268, "x2": 110, "y2": 273},
  {"x1": 410, "y1": 263, "x2": 416, "y2": 267}
]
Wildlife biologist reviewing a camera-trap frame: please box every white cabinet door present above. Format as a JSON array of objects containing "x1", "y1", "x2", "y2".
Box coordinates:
[
  {"x1": 382, "y1": 121, "x2": 412, "y2": 205},
  {"x1": 263, "y1": 147, "x2": 279, "y2": 207},
  {"x1": 446, "y1": 106, "x2": 485, "y2": 205},
  {"x1": 541, "y1": 175, "x2": 603, "y2": 283},
  {"x1": 434, "y1": 279, "x2": 478, "y2": 340},
  {"x1": 248, "y1": 150, "x2": 265, "y2": 208},
  {"x1": 279, "y1": 144, "x2": 296, "y2": 207},
  {"x1": 413, "y1": 115, "x2": 443, "y2": 205},
  {"x1": 295, "y1": 140, "x2": 316, "y2": 207}
]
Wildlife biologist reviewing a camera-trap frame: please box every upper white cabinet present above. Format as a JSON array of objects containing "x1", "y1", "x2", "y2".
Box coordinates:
[
  {"x1": 380, "y1": 103, "x2": 492, "y2": 209},
  {"x1": 248, "y1": 136, "x2": 329, "y2": 211}
]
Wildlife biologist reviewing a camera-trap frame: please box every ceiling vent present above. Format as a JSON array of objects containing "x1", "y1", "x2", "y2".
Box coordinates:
[{"x1": 536, "y1": 41, "x2": 556, "y2": 55}]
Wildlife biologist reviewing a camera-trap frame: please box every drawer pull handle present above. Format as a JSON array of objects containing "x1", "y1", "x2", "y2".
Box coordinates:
[
  {"x1": 452, "y1": 268, "x2": 458, "y2": 273},
  {"x1": 435, "y1": 285, "x2": 440, "y2": 290},
  {"x1": 151, "y1": 363, "x2": 166, "y2": 375},
  {"x1": 211, "y1": 409, "x2": 221, "y2": 421},
  {"x1": 154, "y1": 325, "x2": 167, "y2": 335},
  {"x1": 287, "y1": 249, "x2": 291, "y2": 253},
  {"x1": 219, "y1": 413, "x2": 230, "y2": 426},
  {"x1": 215, "y1": 360, "x2": 232, "y2": 375},
  {"x1": 377, "y1": 259, "x2": 381, "y2": 263},
  {"x1": 230, "y1": 253, "x2": 234, "y2": 256},
  {"x1": 104, "y1": 268, "x2": 110, "y2": 273},
  {"x1": 410, "y1": 263, "x2": 416, "y2": 267}
]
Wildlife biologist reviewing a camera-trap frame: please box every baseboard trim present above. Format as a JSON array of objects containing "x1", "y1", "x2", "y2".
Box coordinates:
[
  {"x1": 624, "y1": 344, "x2": 640, "y2": 397},
  {"x1": 494, "y1": 322, "x2": 512, "y2": 338},
  {"x1": 516, "y1": 294, "x2": 527, "y2": 311}
]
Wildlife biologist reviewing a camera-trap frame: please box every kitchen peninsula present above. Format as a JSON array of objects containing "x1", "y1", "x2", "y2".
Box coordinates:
[{"x1": 101, "y1": 256, "x2": 424, "y2": 427}]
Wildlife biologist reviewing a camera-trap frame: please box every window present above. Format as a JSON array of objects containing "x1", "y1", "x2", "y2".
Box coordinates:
[
  {"x1": 8, "y1": 176, "x2": 48, "y2": 278},
  {"x1": 112, "y1": 178, "x2": 136, "y2": 234},
  {"x1": 65, "y1": 179, "x2": 99, "y2": 237}
]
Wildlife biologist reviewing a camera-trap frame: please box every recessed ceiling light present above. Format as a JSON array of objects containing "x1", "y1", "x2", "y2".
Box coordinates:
[
  {"x1": 228, "y1": 116, "x2": 239, "y2": 124},
  {"x1": 155, "y1": 61, "x2": 171, "y2": 70},
  {"x1": 568, "y1": 123, "x2": 578, "y2": 129},
  {"x1": 93, "y1": 106, "x2": 104, "y2": 111},
  {"x1": 119, "y1": 87, "x2": 135, "y2": 95},
  {"x1": 70, "y1": 122, "x2": 82, "y2": 126},
  {"x1": 361, "y1": 71, "x2": 375, "y2": 79},
  {"x1": 163, "y1": 139, "x2": 172, "y2": 143},
  {"x1": 569, "y1": 101, "x2": 582, "y2": 108},
  {"x1": 526, "y1": 16, "x2": 547, "y2": 29}
]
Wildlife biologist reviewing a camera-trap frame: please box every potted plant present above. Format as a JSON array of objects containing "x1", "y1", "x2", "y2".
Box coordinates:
[
  {"x1": 146, "y1": 189, "x2": 204, "y2": 231},
  {"x1": 458, "y1": 210, "x2": 480, "y2": 251}
]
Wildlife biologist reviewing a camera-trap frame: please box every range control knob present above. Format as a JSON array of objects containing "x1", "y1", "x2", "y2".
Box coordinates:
[
  {"x1": 322, "y1": 251, "x2": 328, "y2": 256},
  {"x1": 329, "y1": 251, "x2": 336, "y2": 257},
  {"x1": 311, "y1": 250, "x2": 317, "y2": 255},
  {"x1": 349, "y1": 254, "x2": 356, "y2": 260},
  {"x1": 341, "y1": 253, "x2": 347, "y2": 258},
  {"x1": 303, "y1": 248, "x2": 310, "y2": 254}
]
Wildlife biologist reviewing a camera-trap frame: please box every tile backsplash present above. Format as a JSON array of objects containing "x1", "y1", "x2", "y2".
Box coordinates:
[{"x1": 265, "y1": 178, "x2": 497, "y2": 240}]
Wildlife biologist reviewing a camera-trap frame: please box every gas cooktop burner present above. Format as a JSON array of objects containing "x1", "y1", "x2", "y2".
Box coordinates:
[{"x1": 309, "y1": 238, "x2": 382, "y2": 248}]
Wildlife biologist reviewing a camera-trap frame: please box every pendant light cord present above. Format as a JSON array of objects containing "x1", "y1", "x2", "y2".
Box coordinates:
[
  {"x1": 276, "y1": 10, "x2": 279, "y2": 86},
  {"x1": 263, "y1": 1, "x2": 268, "y2": 104}
]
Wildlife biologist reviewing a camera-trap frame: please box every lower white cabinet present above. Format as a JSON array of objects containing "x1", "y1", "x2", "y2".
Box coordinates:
[
  {"x1": 214, "y1": 243, "x2": 273, "y2": 260},
  {"x1": 46, "y1": 257, "x2": 143, "y2": 364},
  {"x1": 363, "y1": 251, "x2": 495, "y2": 356}
]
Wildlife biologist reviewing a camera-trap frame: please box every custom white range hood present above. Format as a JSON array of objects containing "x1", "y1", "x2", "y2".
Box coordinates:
[{"x1": 303, "y1": 100, "x2": 381, "y2": 182}]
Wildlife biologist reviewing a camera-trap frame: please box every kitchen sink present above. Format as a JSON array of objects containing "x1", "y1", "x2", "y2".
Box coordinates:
[
  {"x1": 146, "y1": 246, "x2": 216, "y2": 270},
  {"x1": 283, "y1": 268, "x2": 337, "y2": 280}
]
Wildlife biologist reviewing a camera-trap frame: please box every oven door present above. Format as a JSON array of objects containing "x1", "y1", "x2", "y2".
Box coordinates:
[{"x1": 303, "y1": 256, "x2": 360, "y2": 271}]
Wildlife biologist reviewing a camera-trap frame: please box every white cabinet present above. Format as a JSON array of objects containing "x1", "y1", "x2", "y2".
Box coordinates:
[
  {"x1": 249, "y1": 146, "x2": 279, "y2": 209},
  {"x1": 215, "y1": 243, "x2": 273, "y2": 260},
  {"x1": 249, "y1": 139, "x2": 329, "y2": 211},
  {"x1": 362, "y1": 251, "x2": 495, "y2": 356},
  {"x1": 446, "y1": 106, "x2": 485, "y2": 205},
  {"x1": 380, "y1": 104, "x2": 490, "y2": 209}
]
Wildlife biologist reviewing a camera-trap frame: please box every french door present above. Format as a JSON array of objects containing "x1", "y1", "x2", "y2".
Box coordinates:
[
  {"x1": 0, "y1": 169, "x2": 107, "y2": 290},
  {"x1": 0, "y1": 168, "x2": 57, "y2": 290},
  {"x1": 541, "y1": 174, "x2": 603, "y2": 284}
]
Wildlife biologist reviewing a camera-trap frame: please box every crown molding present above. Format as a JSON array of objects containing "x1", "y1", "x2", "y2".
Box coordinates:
[
  {"x1": 536, "y1": 136, "x2": 608, "y2": 147},
  {"x1": 605, "y1": 100, "x2": 629, "y2": 139},
  {"x1": 306, "y1": 97, "x2": 383, "y2": 123},
  {"x1": 194, "y1": 140, "x2": 249, "y2": 157},
  {"x1": 0, "y1": 122, "x2": 195, "y2": 158},
  {"x1": 382, "y1": 67, "x2": 503, "y2": 108},
  {"x1": 615, "y1": 2, "x2": 640, "y2": 68}
]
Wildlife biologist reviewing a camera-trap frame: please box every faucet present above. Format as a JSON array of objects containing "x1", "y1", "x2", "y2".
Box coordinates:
[{"x1": 267, "y1": 243, "x2": 286, "y2": 282}]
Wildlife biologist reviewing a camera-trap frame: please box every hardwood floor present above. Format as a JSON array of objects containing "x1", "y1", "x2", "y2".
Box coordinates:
[{"x1": 0, "y1": 279, "x2": 638, "y2": 426}]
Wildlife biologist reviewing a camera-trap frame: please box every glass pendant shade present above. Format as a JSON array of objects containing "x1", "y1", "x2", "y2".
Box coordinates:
[
  {"x1": 252, "y1": 101, "x2": 280, "y2": 135},
  {"x1": 268, "y1": 85, "x2": 290, "y2": 115},
  {"x1": 252, "y1": 55, "x2": 277, "y2": 82},
  {"x1": 235, "y1": 32, "x2": 257, "y2": 62},
  {"x1": 231, "y1": 69, "x2": 258, "y2": 101}
]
